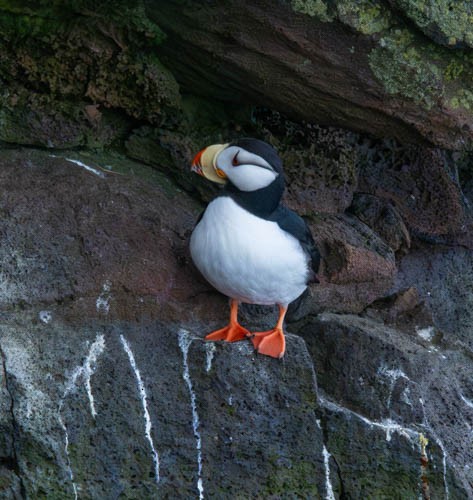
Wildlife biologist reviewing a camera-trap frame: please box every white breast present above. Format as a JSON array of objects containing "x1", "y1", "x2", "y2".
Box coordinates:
[{"x1": 190, "y1": 197, "x2": 310, "y2": 306}]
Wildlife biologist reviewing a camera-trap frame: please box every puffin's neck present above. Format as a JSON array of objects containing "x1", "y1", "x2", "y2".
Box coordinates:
[{"x1": 222, "y1": 176, "x2": 285, "y2": 218}]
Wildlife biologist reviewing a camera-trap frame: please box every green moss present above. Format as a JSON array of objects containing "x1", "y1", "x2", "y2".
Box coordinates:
[
  {"x1": 445, "y1": 59, "x2": 465, "y2": 81},
  {"x1": 292, "y1": 0, "x2": 393, "y2": 33},
  {"x1": 369, "y1": 29, "x2": 444, "y2": 109},
  {"x1": 0, "y1": 0, "x2": 180, "y2": 147},
  {"x1": 0, "y1": 0, "x2": 165, "y2": 44},
  {"x1": 264, "y1": 458, "x2": 320, "y2": 496},
  {"x1": 336, "y1": 0, "x2": 393, "y2": 35},
  {"x1": 0, "y1": 10, "x2": 64, "y2": 40},
  {"x1": 291, "y1": 0, "x2": 334, "y2": 22},
  {"x1": 369, "y1": 26, "x2": 473, "y2": 113},
  {"x1": 451, "y1": 89, "x2": 473, "y2": 111},
  {"x1": 392, "y1": 0, "x2": 473, "y2": 48}
]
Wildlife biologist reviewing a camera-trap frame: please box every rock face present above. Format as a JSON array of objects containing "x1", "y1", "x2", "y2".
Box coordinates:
[
  {"x1": 153, "y1": 0, "x2": 473, "y2": 150},
  {"x1": 0, "y1": 149, "x2": 471, "y2": 498},
  {"x1": 0, "y1": 1, "x2": 473, "y2": 498}
]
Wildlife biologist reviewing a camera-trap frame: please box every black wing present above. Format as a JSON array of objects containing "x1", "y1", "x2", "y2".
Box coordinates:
[{"x1": 268, "y1": 205, "x2": 320, "y2": 281}]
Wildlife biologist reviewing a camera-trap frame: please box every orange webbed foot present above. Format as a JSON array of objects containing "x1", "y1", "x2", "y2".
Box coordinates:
[
  {"x1": 205, "y1": 323, "x2": 250, "y2": 343},
  {"x1": 251, "y1": 328, "x2": 286, "y2": 358}
]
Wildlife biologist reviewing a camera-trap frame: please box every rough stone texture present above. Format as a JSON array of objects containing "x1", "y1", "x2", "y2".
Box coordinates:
[
  {"x1": 395, "y1": 245, "x2": 473, "y2": 350},
  {"x1": 0, "y1": 148, "x2": 471, "y2": 498},
  {"x1": 297, "y1": 312, "x2": 472, "y2": 497},
  {"x1": 389, "y1": 0, "x2": 473, "y2": 48},
  {"x1": 0, "y1": 315, "x2": 328, "y2": 498},
  {"x1": 0, "y1": 1, "x2": 180, "y2": 148},
  {"x1": 357, "y1": 141, "x2": 473, "y2": 247},
  {"x1": 266, "y1": 116, "x2": 359, "y2": 216},
  {"x1": 348, "y1": 193, "x2": 411, "y2": 253},
  {"x1": 0, "y1": 149, "x2": 203, "y2": 321},
  {"x1": 152, "y1": 0, "x2": 473, "y2": 150},
  {"x1": 0, "y1": 2, "x2": 473, "y2": 497}
]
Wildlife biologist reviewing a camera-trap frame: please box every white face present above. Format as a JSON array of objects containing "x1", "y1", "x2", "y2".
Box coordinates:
[{"x1": 215, "y1": 146, "x2": 279, "y2": 192}]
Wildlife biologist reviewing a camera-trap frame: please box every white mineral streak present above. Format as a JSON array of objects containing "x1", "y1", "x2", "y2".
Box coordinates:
[
  {"x1": 322, "y1": 446, "x2": 336, "y2": 500},
  {"x1": 377, "y1": 365, "x2": 410, "y2": 408},
  {"x1": 178, "y1": 330, "x2": 204, "y2": 500},
  {"x1": 96, "y1": 281, "x2": 112, "y2": 315},
  {"x1": 65, "y1": 158, "x2": 106, "y2": 178},
  {"x1": 419, "y1": 398, "x2": 449, "y2": 499},
  {"x1": 58, "y1": 334, "x2": 106, "y2": 498},
  {"x1": 205, "y1": 343, "x2": 216, "y2": 373},
  {"x1": 62, "y1": 334, "x2": 106, "y2": 418},
  {"x1": 319, "y1": 395, "x2": 419, "y2": 443},
  {"x1": 58, "y1": 414, "x2": 78, "y2": 500},
  {"x1": 120, "y1": 334, "x2": 160, "y2": 484},
  {"x1": 401, "y1": 386, "x2": 413, "y2": 407},
  {"x1": 49, "y1": 154, "x2": 106, "y2": 178},
  {"x1": 460, "y1": 393, "x2": 473, "y2": 410},
  {"x1": 316, "y1": 419, "x2": 336, "y2": 500}
]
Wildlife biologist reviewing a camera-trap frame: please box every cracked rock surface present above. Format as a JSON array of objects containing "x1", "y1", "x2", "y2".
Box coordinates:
[{"x1": 0, "y1": 149, "x2": 471, "y2": 498}]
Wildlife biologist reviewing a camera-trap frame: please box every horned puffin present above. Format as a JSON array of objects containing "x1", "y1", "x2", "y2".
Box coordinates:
[{"x1": 190, "y1": 138, "x2": 320, "y2": 358}]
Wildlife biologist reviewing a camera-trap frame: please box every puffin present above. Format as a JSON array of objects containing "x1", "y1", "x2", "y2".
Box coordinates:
[{"x1": 190, "y1": 138, "x2": 320, "y2": 358}]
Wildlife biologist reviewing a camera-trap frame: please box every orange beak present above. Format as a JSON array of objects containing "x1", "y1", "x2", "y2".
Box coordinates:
[{"x1": 191, "y1": 148, "x2": 205, "y2": 176}]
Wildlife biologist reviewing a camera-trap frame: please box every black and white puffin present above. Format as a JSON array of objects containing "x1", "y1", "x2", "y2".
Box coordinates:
[{"x1": 190, "y1": 138, "x2": 320, "y2": 358}]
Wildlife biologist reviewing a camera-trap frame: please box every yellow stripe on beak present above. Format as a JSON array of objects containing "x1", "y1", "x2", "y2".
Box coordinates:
[{"x1": 191, "y1": 143, "x2": 229, "y2": 184}]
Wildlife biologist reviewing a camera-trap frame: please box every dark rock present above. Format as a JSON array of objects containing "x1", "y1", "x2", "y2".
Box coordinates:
[
  {"x1": 275, "y1": 123, "x2": 358, "y2": 215},
  {"x1": 0, "y1": 147, "x2": 471, "y2": 497},
  {"x1": 394, "y1": 244, "x2": 473, "y2": 350},
  {"x1": 125, "y1": 126, "x2": 223, "y2": 203},
  {"x1": 153, "y1": 0, "x2": 473, "y2": 149},
  {"x1": 296, "y1": 312, "x2": 472, "y2": 497},
  {"x1": 362, "y1": 287, "x2": 436, "y2": 339},
  {"x1": 0, "y1": 314, "x2": 330, "y2": 498},
  {"x1": 349, "y1": 193, "x2": 411, "y2": 253},
  {"x1": 358, "y1": 143, "x2": 473, "y2": 246},
  {"x1": 0, "y1": 2, "x2": 180, "y2": 148},
  {"x1": 0, "y1": 148, "x2": 210, "y2": 323}
]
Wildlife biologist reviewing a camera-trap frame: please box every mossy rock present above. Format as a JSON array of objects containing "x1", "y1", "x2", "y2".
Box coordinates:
[
  {"x1": 0, "y1": 0, "x2": 180, "y2": 148},
  {"x1": 389, "y1": 0, "x2": 473, "y2": 48}
]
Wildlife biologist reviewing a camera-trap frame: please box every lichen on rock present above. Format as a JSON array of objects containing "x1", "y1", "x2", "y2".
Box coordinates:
[
  {"x1": 368, "y1": 25, "x2": 473, "y2": 120},
  {"x1": 335, "y1": 0, "x2": 393, "y2": 35},
  {"x1": 369, "y1": 29, "x2": 444, "y2": 109},
  {"x1": 291, "y1": 0, "x2": 334, "y2": 22},
  {"x1": 390, "y1": 0, "x2": 473, "y2": 48}
]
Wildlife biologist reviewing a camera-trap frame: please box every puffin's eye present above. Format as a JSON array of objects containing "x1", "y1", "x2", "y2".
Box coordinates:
[{"x1": 232, "y1": 151, "x2": 240, "y2": 166}]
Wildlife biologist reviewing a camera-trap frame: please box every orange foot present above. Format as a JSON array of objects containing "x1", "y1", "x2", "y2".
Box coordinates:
[
  {"x1": 205, "y1": 323, "x2": 250, "y2": 342},
  {"x1": 251, "y1": 328, "x2": 286, "y2": 358}
]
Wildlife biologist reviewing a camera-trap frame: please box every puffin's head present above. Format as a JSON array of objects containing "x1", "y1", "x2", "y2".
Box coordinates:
[{"x1": 191, "y1": 138, "x2": 283, "y2": 192}]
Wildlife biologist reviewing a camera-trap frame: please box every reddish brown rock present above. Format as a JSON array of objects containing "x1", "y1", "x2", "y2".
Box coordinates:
[
  {"x1": 358, "y1": 145, "x2": 472, "y2": 246},
  {"x1": 305, "y1": 214, "x2": 396, "y2": 313},
  {"x1": 349, "y1": 193, "x2": 411, "y2": 253},
  {"x1": 0, "y1": 148, "x2": 225, "y2": 324},
  {"x1": 152, "y1": 0, "x2": 473, "y2": 150}
]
